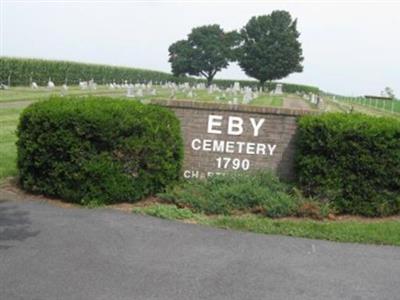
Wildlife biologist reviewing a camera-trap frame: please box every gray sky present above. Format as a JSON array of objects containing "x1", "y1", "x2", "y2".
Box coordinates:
[{"x1": 1, "y1": 0, "x2": 400, "y2": 96}]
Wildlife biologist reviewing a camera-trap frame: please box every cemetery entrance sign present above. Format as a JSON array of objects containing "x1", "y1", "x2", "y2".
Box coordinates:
[{"x1": 150, "y1": 100, "x2": 315, "y2": 180}]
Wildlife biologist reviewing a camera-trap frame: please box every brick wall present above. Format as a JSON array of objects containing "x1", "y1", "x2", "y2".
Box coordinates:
[{"x1": 149, "y1": 99, "x2": 316, "y2": 180}]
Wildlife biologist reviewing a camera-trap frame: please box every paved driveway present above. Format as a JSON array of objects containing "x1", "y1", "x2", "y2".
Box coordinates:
[{"x1": 1, "y1": 198, "x2": 399, "y2": 300}]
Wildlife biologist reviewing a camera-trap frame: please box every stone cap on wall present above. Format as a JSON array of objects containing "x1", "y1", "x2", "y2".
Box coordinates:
[{"x1": 148, "y1": 99, "x2": 319, "y2": 117}]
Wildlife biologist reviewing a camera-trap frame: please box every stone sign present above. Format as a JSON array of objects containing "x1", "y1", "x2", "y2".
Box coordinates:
[{"x1": 149, "y1": 100, "x2": 315, "y2": 180}]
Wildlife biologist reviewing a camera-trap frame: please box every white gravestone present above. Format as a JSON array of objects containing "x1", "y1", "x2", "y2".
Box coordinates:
[
  {"x1": 243, "y1": 88, "x2": 253, "y2": 104},
  {"x1": 136, "y1": 88, "x2": 143, "y2": 97},
  {"x1": 79, "y1": 81, "x2": 88, "y2": 90},
  {"x1": 274, "y1": 83, "x2": 283, "y2": 95},
  {"x1": 48, "y1": 80, "x2": 55, "y2": 89},
  {"x1": 233, "y1": 82, "x2": 240, "y2": 92},
  {"x1": 126, "y1": 86, "x2": 134, "y2": 98}
]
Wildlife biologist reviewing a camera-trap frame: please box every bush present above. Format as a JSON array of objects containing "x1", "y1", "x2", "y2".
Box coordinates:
[
  {"x1": 17, "y1": 96, "x2": 183, "y2": 205},
  {"x1": 296, "y1": 113, "x2": 400, "y2": 216},
  {"x1": 159, "y1": 171, "x2": 299, "y2": 217}
]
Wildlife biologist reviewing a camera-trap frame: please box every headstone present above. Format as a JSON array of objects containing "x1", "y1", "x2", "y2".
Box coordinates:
[
  {"x1": 310, "y1": 94, "x2": 317, "y2": 104},
  {"x1": 136, "y1": 88, "x2": 143, "y2": 97},
  {"x1": 0, "y1": 83, "x2": 9, "y2": 90},
  {"x1": 274, "y1": 83, "x2": 283, "y2": 95},
  {"x1": 233, "y1": 82, "x2": 240, "y2": 92},
  {"x1": 170, "y1": 89, "x2": 176, "y2": 100},
  {"x1": 126, "y1": 86, "x2": 134, "y2": 98},
  {"x1": 79, "y1": 81, "x2": 88, "y2": 90},
  {"x1": 243, "y1": 87, "x2": 253, "y2": 104},
  {"x1": 48, "y1": 80, "x2": 55, "y2": 89},
  {"x1": 196, "y1": 83, "x2": 206, "y2": 90},
  {"x1": 61, "y1": 84, "x2": 68, "y2": 96},
  {"x1": 88, "y1": 79, "x2": 96, "y2": 90}
]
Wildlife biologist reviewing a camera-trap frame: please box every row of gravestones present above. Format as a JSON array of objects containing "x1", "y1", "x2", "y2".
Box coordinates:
[
  {"x1": 125, "y1": 82, "x2": 284, "y2": 104},
  {"x1": 1, "y1": 80, "x2": 284, "y2": 105}
]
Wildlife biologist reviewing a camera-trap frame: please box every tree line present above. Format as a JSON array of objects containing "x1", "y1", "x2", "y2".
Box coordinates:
[{"x1": 168, "y1": 10, "x2": 303, "y2": 87}]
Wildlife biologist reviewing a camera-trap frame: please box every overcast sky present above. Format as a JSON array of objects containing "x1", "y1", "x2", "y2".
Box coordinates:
[{"x1": 1, "y1": 0, "x2": 399, "y2": 96}]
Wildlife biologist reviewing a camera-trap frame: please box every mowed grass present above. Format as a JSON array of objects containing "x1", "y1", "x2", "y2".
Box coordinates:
[
  {"x1": 329, "y1": 96, "x2": 400, "y2": 118},
  {"x1": 345, "y1": 97, "x2": 400, "y2": 114},
  {"x1": 0, "y1": 107, "x2": 22, "y2": 181},
  {"x1": 0, "y1": 86, "x2": 127, "y2": 102},
  {"x1": 133, "y1": 204, "x2": 400, "y2": 246},
  {"x1": 250, "y1": 95, "x2": 283, "y2": 107},
  {"x1": 0, "y1": 86, "x2": 285, "y2": 107}
]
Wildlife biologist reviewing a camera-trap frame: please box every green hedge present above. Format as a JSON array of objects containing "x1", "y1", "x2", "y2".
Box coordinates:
[
  {"x1": 296, "y1": 113, "x2": 400, "y2": 216},
  {"x1": 17, "y1": 96, "x2": 183, "y2": 205},
  {"x1": 1, "y1": 57, "x2": 319, "y2": 94}
]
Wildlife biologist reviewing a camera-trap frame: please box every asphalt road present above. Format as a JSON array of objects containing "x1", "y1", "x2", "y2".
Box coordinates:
[{"x1": 1, "y1": 198, "x2": 400, "y2": 300}]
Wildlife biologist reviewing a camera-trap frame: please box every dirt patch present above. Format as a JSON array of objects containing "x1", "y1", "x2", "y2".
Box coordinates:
[
  {"x1": 0, "y1": 179, "x2": 163, "y2": 212},
  {"x1": 0, "y1": 179, "x2": 78, "y2": 209},
  {"x1": 108, "y1": 196, "x2": 161, "y2": 213}
]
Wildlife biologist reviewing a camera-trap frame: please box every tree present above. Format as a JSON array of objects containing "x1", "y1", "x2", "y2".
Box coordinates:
[
  {"x1": 383, "y1": 87, "x2": 395, "y2": 99},
  {"x1": 237, "y1": 10, "x2": 304, "y2": 87},
  {"x1": 168, "y1": 25, "x2": 240, "y2": 86}
]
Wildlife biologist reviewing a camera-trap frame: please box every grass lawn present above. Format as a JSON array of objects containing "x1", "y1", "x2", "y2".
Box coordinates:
[
  {"x1": 0, "y1": 86, "x2": 127, "y2": 102},
  {"x1": 345, "y1": 97, "x2": 400, "y2": 114},
  {"x1": 250, "y1": 95, "x2": 283, "y2": 107},
  {"x1": 0, "y1": 107, "x2": 22, "y2": 181},
  {"x1": 326, "y1": 96, "x2": 400, "y2": 118},
  {"x1": 0, "y1": 86, "x2": 285, "y2": 106},
  {"x1": 133, "y1": 204, "x2": 400, "y2": 246}
]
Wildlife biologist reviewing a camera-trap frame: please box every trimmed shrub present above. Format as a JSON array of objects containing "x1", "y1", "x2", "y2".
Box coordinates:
[
  {"x1": 296, "y1": 113, "x2": 400, "y2": 216},
  {"x1": 17, "y1": 96, "x2": 183, "y2": 205},
  {"x1": 159, "y1": 171, "x2": 299, "y2": 217}
]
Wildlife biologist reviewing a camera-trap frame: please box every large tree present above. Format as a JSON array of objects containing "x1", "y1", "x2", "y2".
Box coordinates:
[
  {"x1": 238, "y1": 11, "x2": 303, "y2": 87},
  {"x1": 168, "y1": 25, "x2": 240, "y2": 86}
]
